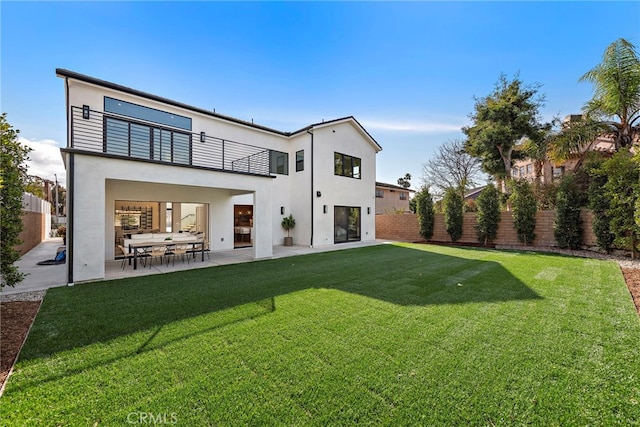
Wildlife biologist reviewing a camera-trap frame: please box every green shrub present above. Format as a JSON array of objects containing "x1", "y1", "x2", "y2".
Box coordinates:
[
  {"x1": 602, "y1": 150, "x2": 640, "y2": 257},
  {"x1": 1, "y1": 114, "x2": 29, "y2": 287},
  {"x1": 476, "y1": 184, "x2": 501, "y2": 245},
  {"x1": 535, "y1": 181, "x2": 559, "y2": 210},
  {"x1": 444, "y1": 188, "x2": 463, "y2": 242},
  {"x1": 415, "y1": 187, "x2": 435, "y2": 240},
  {"x1": 510, "y1": 180, "x2": 537, "y2": 245},
  {"x1": 554, "y1": 174, "x2": 583, "y2": 249},
  {"x1": 587, "y1": 159, "x2": 614, "y2": 252}
]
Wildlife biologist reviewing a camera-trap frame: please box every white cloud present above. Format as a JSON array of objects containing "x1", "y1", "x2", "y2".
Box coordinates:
[
  {"x1": 19, "y1": 137, "x2": 66, "y2": 187},
  {"x1": 359, "y1": 119, "x2": 464, "y2": 133}
]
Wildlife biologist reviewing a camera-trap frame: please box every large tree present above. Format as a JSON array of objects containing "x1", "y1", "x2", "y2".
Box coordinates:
[
  {"x1": 551, "y1": 38, "x2": 640, "y2": 163},
  {"x1": 463, "y1": 75, "x2": 545, "y2": 188},
  {"x1": 1, "y1": 113, "x2": 31, "y2": 287},
  {"x1": 421, "y1": 138, "x2": 483, "y2": 199}
]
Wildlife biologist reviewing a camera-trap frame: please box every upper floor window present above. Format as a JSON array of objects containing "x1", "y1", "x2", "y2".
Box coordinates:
[
  {"x1": 105, "y1": 117, "x2": 191, "y2": 165},
  {"x1": 104, "y1": 97, "x2": 192, "y2": 131},
  {"x1": 296, "y1": 150, "x2": 304, "y2": 172},
  {"x1": 399, "y1": 192, "x2": 408, "y2": 200},
  {"x1": 334, "y1": 152, "x2": 361, "y2": 179},
  {"x1": 375, "y1": 189, "x2": 384, "y2": 198},
  {"x1": 526, "y1": 164, "x2": 532, "y2": 175},
  {"x1": 270, "y1": 150, "x2": 289, "y2": 175}
]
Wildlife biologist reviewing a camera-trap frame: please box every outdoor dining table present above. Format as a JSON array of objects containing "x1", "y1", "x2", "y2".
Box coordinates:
[{"x1": 128, "y1": 239, "x2": 205, "y2": 269}]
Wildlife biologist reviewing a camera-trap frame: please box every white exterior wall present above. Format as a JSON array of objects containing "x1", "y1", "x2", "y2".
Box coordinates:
[
  {"x1": 311, "y1": 123, "x2": 377, "y2": 246},
  {"x1": 287, "y1": 133, "x2": 312, "y2": 246},
  {"x1": 62, "y1": 73, "x2": 379, "y2": 282}
]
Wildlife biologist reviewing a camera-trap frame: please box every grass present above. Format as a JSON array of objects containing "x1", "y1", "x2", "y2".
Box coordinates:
[{"x1": 1, "y1": 243, "x2": 639, "y2": 425}]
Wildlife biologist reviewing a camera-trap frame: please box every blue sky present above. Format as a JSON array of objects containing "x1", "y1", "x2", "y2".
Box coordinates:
[{"x1": 2, "y1": 1, "x2": 639, "y2": 188}]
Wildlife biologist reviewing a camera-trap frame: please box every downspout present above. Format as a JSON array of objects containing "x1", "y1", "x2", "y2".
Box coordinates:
[
  {"x1": 307, "y1": 128, "x2": 314, "y2": 246},
  {"x1": 64, "y1": 76, "x2": 74, "y2": 285}
]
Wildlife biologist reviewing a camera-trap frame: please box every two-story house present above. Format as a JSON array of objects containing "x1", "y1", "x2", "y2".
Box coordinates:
[
  {"x1": 57, "y1": 69, "x2": 382, "y2": 284},
  {"x1": 374, "y1": 182, "x2": 413, "y2": 214}
]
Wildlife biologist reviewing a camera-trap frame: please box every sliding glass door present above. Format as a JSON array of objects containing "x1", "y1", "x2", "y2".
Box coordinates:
[{"x1": 334, "y1": 206, "x2": 361, "y2": 243}]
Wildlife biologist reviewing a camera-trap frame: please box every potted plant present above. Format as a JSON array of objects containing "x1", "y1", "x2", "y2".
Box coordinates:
[
  {"x1": 57, "y1": 225, "x2": 67, "y2": 245},
  {"x1": 281, "y1": 214, "x2": 295, "y2": 246}
]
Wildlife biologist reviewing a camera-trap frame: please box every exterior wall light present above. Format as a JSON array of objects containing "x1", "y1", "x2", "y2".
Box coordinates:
[
  {"x1": 316, "y1": 191, "x2": 321, "y2": 197},
  {"x1": 82, "y1": 105, "x2": 90, "y2": 120},
  {"x1": 323, "y1": 205, "x2": 327, "y2": 214},
  {"x1": 281, "y1": 206, "x2": 285, "y2": 215},
  {"x1": 200, "y1": 132, "x2": 206, "y2": 143},
  {"x1": 367, "y1": 207, "x2": 371, "y2": 215}
]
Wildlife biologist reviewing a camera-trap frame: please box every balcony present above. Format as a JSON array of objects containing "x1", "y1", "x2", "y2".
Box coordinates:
[{"x1": 69, "y1": 106, "x2": 272, "y2": 176}]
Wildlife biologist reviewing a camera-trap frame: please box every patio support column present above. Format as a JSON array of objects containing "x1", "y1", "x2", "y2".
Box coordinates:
[{"x1": 252, "y1": 189, "x2": 273, "y2": 259}]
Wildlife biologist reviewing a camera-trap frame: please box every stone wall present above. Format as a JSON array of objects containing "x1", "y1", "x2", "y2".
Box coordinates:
[{"x1": 376, "y1": 210, "x2": 597, "y2": 248}]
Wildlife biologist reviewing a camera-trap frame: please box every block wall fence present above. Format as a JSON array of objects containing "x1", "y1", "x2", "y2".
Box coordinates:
[
  {"x1": 15, "y1": 193, "x2": 51, "y2": 256},
  {"x1": 376, "y1": 210, "x2": 597, "y2": 248}
]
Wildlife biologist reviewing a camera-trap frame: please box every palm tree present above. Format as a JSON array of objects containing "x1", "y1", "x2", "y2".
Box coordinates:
[
  {"x1": 581, "y1": 38, "x2": 640, "y2": 150},
  {"x1": 551, "y1": 38, "x2": 640, "y2": 163}
]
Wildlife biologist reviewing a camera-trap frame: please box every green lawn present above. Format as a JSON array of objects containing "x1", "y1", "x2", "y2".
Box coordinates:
[{"x1": 2, "y1": 244, "x2": 639, "y2": 425}]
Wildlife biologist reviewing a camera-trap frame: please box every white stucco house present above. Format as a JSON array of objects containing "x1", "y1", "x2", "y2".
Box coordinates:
[{"x1": 57, "y1": 69, "x2": 382, "y2": 284}]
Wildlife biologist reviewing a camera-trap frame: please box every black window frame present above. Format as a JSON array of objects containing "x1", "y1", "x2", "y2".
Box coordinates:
[
  {"x1": 269, "y1": 150, "x2": 289, "y2": 175},
  {"x1": 334, "y1": 152, "x2": 361, "y2": 179},
  {"x1": 104, "y1": 97, "x2": 192, "y2": 131},
  {"x1": 104, "y1": 116, "x2": 192, "y2": 165},
  {"x1": 296, "y1": 150, "x2": 304, "y2": 172},
  {"x1": 334, "y1": 206, "x2": 361, "y2": 243}
]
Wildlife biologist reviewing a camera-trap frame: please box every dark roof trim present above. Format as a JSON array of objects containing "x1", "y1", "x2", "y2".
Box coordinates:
[
  {"x1": 376, "y1": 182, "x2": 414, "y2": 192},
  {"x1": 293, "y1": 116, "x2": 382, "y2": 151},
  {"x1": 56, "y1": 68, "x2": 290, "y2": 136},
  {"x1": 55, "y1": 68, "x2": 382, "y2": 151}
]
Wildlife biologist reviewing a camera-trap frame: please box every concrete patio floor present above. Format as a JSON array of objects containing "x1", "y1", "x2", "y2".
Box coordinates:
[{"x1": 1, "y1": 238, "x2": 387, "y2": 296}]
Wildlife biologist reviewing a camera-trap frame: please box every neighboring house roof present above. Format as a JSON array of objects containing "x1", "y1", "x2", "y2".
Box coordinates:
[
  {"x1": 375, "y1": 182, "x2": 414, "y2": 192},
  {"x1": 55, "y1": 68, "x2": 382, "y2": 151},
  {"x1": 464, "y1": 186, "x2": 486, "y2": 200}
]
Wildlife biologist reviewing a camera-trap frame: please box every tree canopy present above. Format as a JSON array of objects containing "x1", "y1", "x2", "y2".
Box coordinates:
[
  {"x1": 581, "y1": 38, "x2": 640, "y2": 150},
  {"x1": 1, "y1": 113, "x2": 30, "y2": 287},
  {"x1": 551, "y1": 38, "x2": 640, "y2": 163},
  {"x1": 421, "y1": 138, "x2": 483, "y2": 199},
  {"x1": 463, "y1": 75, "x2": 545, "y2": 183},
  {"x1": 397, "y1": 173, "x2": 411, "y2": 189}
]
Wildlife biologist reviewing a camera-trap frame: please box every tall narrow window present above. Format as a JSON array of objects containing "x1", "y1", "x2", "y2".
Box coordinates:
[{"x1": 296, "y1": 150, "x2": 304, "y2": 172}]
